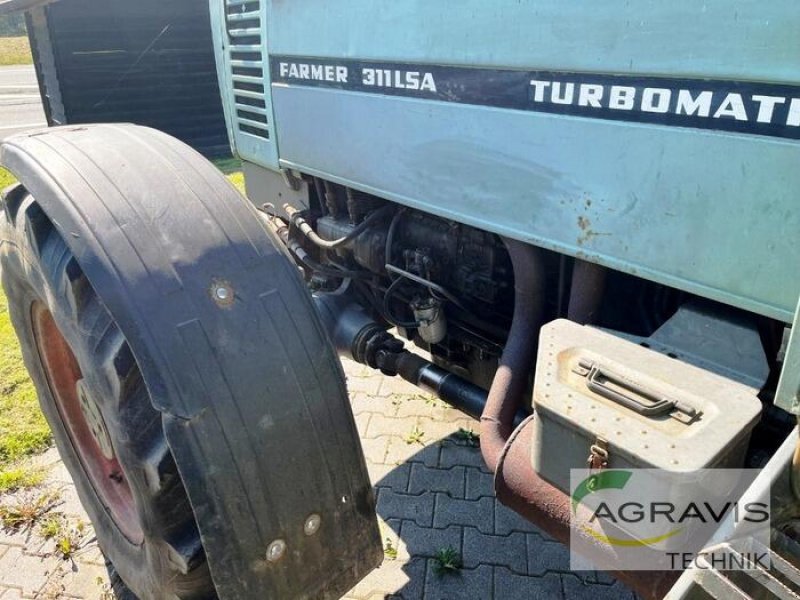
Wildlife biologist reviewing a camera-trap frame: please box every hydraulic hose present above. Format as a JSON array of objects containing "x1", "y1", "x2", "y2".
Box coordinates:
[{"x1": 283, "y1": 203, "x2": 393, "y2": 249}]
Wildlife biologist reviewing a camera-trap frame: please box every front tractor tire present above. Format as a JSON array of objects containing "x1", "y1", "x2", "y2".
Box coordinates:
[
  {"x1": 1, "y1": 185, "x2": 214, "y2": 598},
  {"x1": 0, "y1": 125, "x2": 381, "y2": 599}
]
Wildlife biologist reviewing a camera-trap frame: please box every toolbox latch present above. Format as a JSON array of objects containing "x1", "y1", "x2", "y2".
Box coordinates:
[{"x1": 587, "y1": 437, "x2": 609, "y2": 471}]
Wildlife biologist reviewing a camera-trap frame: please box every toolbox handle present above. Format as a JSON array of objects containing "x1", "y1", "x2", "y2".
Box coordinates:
[{"x1": 579, "y1": 360, "x2": 698, "y2": 419}]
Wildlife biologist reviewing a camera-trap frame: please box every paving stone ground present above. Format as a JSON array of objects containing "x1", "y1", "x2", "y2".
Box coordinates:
[{"x1": 0, "y1": 358, "x2": 632, "y2": 599}]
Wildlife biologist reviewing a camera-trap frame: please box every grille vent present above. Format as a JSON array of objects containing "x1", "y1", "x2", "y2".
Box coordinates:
[{"x1": 225, "y1": 0, "x2": 269, "y2": 140}]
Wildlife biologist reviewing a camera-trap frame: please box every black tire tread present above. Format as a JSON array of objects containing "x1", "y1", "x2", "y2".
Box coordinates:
[{"x1": 1, "y1": 184, "x2": 215, "y2": 599}]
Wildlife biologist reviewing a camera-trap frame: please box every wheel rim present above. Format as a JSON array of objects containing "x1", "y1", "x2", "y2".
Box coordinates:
[{"x1": 31, "y1": 302, "x2": 144, "y2": 544}]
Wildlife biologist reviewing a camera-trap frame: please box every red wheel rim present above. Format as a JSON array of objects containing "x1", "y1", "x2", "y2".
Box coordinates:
[{"x1": 31, "y1": 302, "x2": 144, "y2": 544}]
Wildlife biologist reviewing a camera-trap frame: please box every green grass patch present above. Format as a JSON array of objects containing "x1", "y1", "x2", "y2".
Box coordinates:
[
  {"x1": 212, "y1": 157, "x2": 245, "y2": 194},
  {"x1": 0, "y1": 168, "x2": 51, "y2": 488},
  {"x1": 0, "y1": 167, "x2": 16, "y2": 190},
  {"x1": 0, "y1": 289, "x2": 52, "y2": 467},
  {"x1": 0, "y1": 466, "x2": 45, "y2": 493},
  {"x1": 0, "y1": 36, "x2": 32, "y2": 66}
]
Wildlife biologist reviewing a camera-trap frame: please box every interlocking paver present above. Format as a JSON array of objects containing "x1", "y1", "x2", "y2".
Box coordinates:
[
  {"x1": 562, "y1": 574, "x2": 636, "y2": 599},
  {"x1": 465, "y1": 467, "x2": 494, "y2": 500},
  {"x1": 408, "y1": 464, "x2": 465, "y2": 497},
  {"x1": 0, "y1": 545, "x2": 57, "y2": 596},
  {"x1": 346, "y1": 556, "x2": 426, "y2": 600},
  {"x1": 439, "y1": 441, "x2": 490, "y2": 472},
  {"x1": 526, "y1": 537, "x2": 571, "y2": 576},
  {"x1": 496, "y1": 501, "x2": 548, "y2": 537},
  {"x1": 368, "y1": 460, "x2": 412, "y2": 492},
  {"x1": 423, "y1": 562, "x2": 492, "y2": 600},
  {"x1": 0, "y1": 354, "x2": 628, "y2": 599},
  {"x1": 433, "y1": 494, "x2": 494, "y2": 534},
  {"x1": 385, "y1": 436, "x2": 440, "y2": 468},
  {"x1": 365, "y1": 414, "x2": 418, "y2": 438},
  {"x1": 377, "y1": 489, "x2": 436, "y2": 527},
  {"x1": 494, "y1": 568, "x2": 564, "y2": 599},
  {"x1": 462, "y1": 527, "x2": 528, "y2": 574},
  {"x1": 399, "y1": 522, "x2": 462, "y2": 559}
]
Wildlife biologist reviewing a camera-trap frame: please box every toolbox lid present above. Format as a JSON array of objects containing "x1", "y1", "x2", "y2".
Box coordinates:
[{"x1": 533, "y1": 320, "x2": 762, "y2": 471}]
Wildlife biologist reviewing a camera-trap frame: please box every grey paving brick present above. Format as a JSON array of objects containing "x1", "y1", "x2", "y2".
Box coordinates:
[
  {"x1": 377, "y1": 375, "x2": 421, "y2": 398},
  {"x1": 355, "y1": 412, "x2": 372, "y2": 437},
  {"x1": 385, "y1": 436, "x2": 440, "y2": 468},
  {"x1": 0, "y1": 588, "x2": 24, "y2": 599},
  {"x1": 465, "y1": 467, "x2": 495, "y2": 500},
  {"x1": 377, "y1": 489, "x2": 436, "y2": 527},
  {"x1": 360, "y1": 436, "x2": 389, "y2": 464},
  {"x1": 408, "y1": 464, "x2": 465, "y2": 497},
  {"x1": 394, "y1": 395, "x2": 441, "y2": 419},
  {"x1": 526, "y1": 537, "x2": 571, "y2": 575},
  {"x1": 53, "y1": 562, "x2": 108, "y2": 600},
  {"x1": 494, "y1": 568, "x2": 564, "y2": 600},
  {"x1": 347, "y1": 373, "x2": 383, "y2": 395},
  {"x1": 400, "y1": 522, "x2": 462, "y2": 559},
  {"x1": 416, "y1": 416, "x2": 476, "y2": 445},
  {"x1": 424, "y1": 561, "x2": 492, "y2": 600},
  {"x1": 462, "y1": 527, "x2": 527, "y2": 574},
  {"x1": 350, "y1": 392, "x2": 382, "y2": 415},
  {"x1": 345, "y1": 557, "x2": 426, "y2": 600},
  {"x1": 439, "y1": 442, "x2": 489, "y2": 472},
  {"x1": 366, "y1": 414, "x2": 419, "y2": 439},
  {"x1": 496, "y1": 502, "x2": 548, "y2": 537},
  {"x1": 0, "y1": 546, "x2": 57, "y2": 596},
  {"x1": 342, "y1": 358, "x2": 374, "y2": 379},
  {"x1": 561, "y1": 574, "x2": 636, "y2": 599},
  {"x1": 368, "y1": 461, "x2": 411, "y2": 492},
  {"x1": 589, "y1": 570, "x2": 619, "y2": 585},
  {"x1": 433, "y1": 494, "x2": 494, "y2": 534}
]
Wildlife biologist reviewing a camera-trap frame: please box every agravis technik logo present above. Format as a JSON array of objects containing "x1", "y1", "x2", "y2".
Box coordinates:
[{"x1": 569, "y1": 469, "x2": 770, "y2": 571}]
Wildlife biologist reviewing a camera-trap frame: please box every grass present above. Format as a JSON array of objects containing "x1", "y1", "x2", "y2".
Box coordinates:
[
  {"x1": 433, "y1": 546, "x2": 463, "y2": 575},
  {"x1": 403, "y1": 424, "x2": 425, "y2": 446},
  {"x1": 213, "y1": 157, "x2": 245, "y2": 193},
  {"x1": 0, "y1": 466, "x2": 45, "y2": 493},
  {"x1": 0, "y1": 167, "x2": 15, "y2": 190},
  {"x1": 0, "y1": 286, "x2": 52, "y2": 468},
  {"x1": 0, "y1": 160, "x2": 244, "y2": 492},
  {"x1": 383, "y1": 537, "x2": 398, "y2": 560},
  {"x1": 0, "y1": 36, "x2": 32, "y2": 66},
  {"x1": 454, "y1": 427, "x2": 480, "y2": 447},
  {"x1": 0, "y1": 489, "x2": 60, "y2": 530}
]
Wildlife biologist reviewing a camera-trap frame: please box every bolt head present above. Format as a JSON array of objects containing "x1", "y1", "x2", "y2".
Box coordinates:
[
  {"x1": 266, "y1": 539, "x2": 286, "y2": 562},
  {"x1": 304, "y1": 513, "x2": 321, "y2": 536},
  {"x1": 214, "y1": 286, "x2": 229, "y2": 301}
]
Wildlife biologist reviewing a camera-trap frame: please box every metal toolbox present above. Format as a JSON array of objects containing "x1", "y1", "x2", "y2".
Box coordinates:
[{"x1": 531, "y1": 320, "x2": 762, "y2": 493}]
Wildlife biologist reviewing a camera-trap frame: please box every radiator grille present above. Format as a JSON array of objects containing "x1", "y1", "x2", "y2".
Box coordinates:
[{"x1": 225, "y1": 0, "x2": 269, "y2": 141}]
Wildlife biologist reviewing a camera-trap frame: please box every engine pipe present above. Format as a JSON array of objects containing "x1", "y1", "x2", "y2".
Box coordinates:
[{"x1": 479, "y1": 238, "x2": 545, "y2": 471}]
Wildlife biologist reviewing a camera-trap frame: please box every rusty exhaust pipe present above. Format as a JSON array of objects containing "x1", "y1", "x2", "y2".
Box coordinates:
[
  {"x1": 481, "y1": 239, "x2": 676, "y2": 599},
  {"x1": 480, "y1": 238, "x2": 545, "y2": 471}
]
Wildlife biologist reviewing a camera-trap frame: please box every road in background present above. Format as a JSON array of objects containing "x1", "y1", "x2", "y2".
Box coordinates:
[{"x1": 0, "y1": 65, "x2": 47, "y2": 140}]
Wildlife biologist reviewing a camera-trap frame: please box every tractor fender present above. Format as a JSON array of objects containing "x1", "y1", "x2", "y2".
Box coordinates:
[{"x1": 0, "y1": 124, "x2": 381, "y2": 599}]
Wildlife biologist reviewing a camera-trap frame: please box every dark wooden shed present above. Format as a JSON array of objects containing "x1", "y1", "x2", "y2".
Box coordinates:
[{"x1": 11, "y1": 0, "x2": 230, "y2": 156}]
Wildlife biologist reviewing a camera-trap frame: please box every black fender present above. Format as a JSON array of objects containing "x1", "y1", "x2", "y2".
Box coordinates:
[{"x1": 1, "y1": 124, "x2": 381, "y2": 598}]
